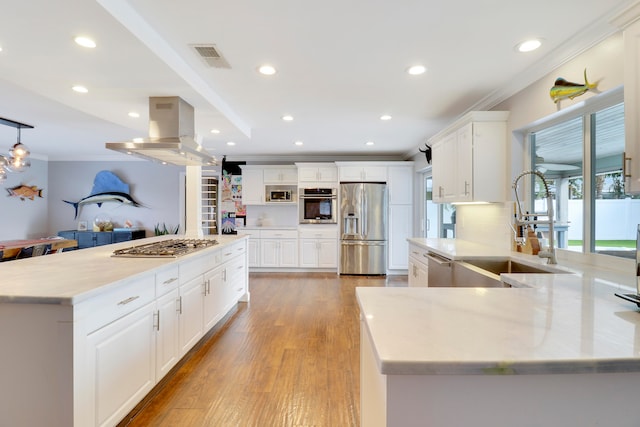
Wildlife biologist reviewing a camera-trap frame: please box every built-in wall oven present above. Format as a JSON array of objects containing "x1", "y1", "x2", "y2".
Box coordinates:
[{"x1": 299, "y1": 188, "x2": 337, "y2": 224}]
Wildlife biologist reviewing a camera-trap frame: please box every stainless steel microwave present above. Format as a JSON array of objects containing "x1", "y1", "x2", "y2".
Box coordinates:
[{"x1": 268, "y1": 190, "x2": 292, "y2": 202}]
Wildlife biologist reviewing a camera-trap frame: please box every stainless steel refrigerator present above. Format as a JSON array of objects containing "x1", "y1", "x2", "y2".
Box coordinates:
[{"x1": 340, "y1": 182, "x2": 387, "y2": 275}]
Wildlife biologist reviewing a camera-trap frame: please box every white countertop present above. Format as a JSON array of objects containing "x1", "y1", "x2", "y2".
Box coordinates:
[
  {"x1": 0, "y1": 234, "x2": 247, "y2": 305},
  {"x1": 358, "y1": 238, "x2": 640, "y2": 375}
]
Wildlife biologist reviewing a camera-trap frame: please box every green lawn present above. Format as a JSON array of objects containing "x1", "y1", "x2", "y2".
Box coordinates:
[{"x1": 568, "y1": 240, "x2": 635, "y2": 248}]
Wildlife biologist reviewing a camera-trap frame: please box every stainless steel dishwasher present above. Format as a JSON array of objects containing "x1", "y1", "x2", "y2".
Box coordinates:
[{"x1": 426, "y1": 252, "x2": 453, "y2": 287}]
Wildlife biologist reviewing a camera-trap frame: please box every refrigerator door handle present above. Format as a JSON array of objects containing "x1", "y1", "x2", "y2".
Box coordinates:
[{"x1": 362, "y1": 188, "x2": 367, "y2": 238}]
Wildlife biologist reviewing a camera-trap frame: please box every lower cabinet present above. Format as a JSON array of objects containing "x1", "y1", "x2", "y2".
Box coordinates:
[
  {"x1": 84, "y1": 302, "x2": 157, "y2": 427},
  {"x1": 260, "y1": 230, "x2": 298, "y2": 268},
  {"x1": 298, "y1": 227, "x2": 338, "y2": 268},
  {"x1": 408, "y1": 243, "x2": 429, "y2": 287},
  {"x1": 79, "y1": 239, "x2": 248, "y2": 427}
]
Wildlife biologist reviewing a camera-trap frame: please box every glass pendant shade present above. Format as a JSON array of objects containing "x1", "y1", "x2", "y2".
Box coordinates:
[
  {"x1": 5, "y1": 156, "x2": 30, "y2": 172},
  {"x1": 10, "y1": 142, "x2": 30, "y2": 158},
  {"x1": 0, "y1": 167, "x2": 7, "y2": 182}
]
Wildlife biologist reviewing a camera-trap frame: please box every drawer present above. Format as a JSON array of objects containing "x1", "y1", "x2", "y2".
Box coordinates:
[
  {"x1": 78, "y1": 274, "x2": 156, "y2": 333},
  {"x1": 298, "y1": 228, "x2": 337, "y2": 239},
  {"x1": 155, "y1": 264, "x2": 180, "y2": 296},
  {"x1": 220, "y1": 240, "x2": 246, "y2": 263},
  {"x1": 409, "y1": 245, "x2": 430, "y2": 267},
  {"x1": 239, "y1": 229, "x2": 261, "y2": 238},
  {"x1": 260, "y1": 229, "x2": 298, "y2": 239},
  {"x1": 180, "y1": 253, "x2": 212, "y2": 282}
]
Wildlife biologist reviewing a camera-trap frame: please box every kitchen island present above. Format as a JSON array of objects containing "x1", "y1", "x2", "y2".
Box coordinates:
[
  {"x1": 358, "y1": 238, "x2": 640, "y2": 426},
  {"x1": 0, "y1": 234, "x2": 248, "y2": 427}
]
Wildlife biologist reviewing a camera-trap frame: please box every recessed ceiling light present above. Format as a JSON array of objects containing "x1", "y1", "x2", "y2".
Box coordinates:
[
  {"x1": 516, "y1": 39, "x2": 542, "y2": 53},
  {"x1": 380, "y1": 115, "x2": 392, "y2": 121},
  {"x1": 407, "y1": 65, "x2": 426, "y2": 75},
  {"x1": 72, "y1": 85, "x2": 88, "y2": 93},
  {"x1": 210, "y1": 129, "x2": 220, "y2": 134},
  {"x1": 365, "y1": 141, "x2": 375, "y2": 146},
  {"x1": 226, "y1": 141, "x2": 236, "y2": 146},
  {"x1": 74, "y1": 36, "x2": 96, "y2": 48},
  {"x1": 133, "y1": 137, "x2": 144, "y2": 143},
  {"x1": 258, "y1": 64, "x2": 277, "y2": 75},
  {"x1": 294, "y1": 141, "x2": 303, "y2": 146},
  {"x1": 282, "y1": 115, "x2": 294, "y2": 121},
  {"x1": 128, "y1": 112, "x2": 140, "y2": 118}
]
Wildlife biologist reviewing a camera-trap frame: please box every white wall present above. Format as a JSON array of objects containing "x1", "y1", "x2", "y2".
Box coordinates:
[
  {"x1": 456, "y1": 32, "x2": 625, "y2": 249},
  {"x1": 0, "y1": 158, "x2": 49, "y2": 240},
  {"x1": 48, "y1": 161, "x2": 183, "y2": 237}
]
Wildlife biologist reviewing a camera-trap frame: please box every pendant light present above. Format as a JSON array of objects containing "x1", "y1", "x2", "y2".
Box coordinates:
[{"x1": 0, "y1": 117, "x2": 33, "y2": 182}]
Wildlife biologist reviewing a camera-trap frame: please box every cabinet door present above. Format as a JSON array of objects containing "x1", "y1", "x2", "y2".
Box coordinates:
[
  {"x1": 339, "y1": 166, "x2": 365, "y2": 181},
  {"x1": 298, "y1": 167, "x2": 319, "y2": 182},
  {"x1": 248, "y1": 239, "x2": 260, "y2": 267},
  {"x1": 362, "y1": 166, "x2": 388, "y2": 182},
  {"x1": 623, "y1": 19, "x2": 640, "y2": 194},
  {"x1": 156, "y1": 289, "x2": 180, "y2": 379},
  {"x1": 388, "y1": 205, "x2": 412, "y2": 270},
  {"x1": 317, "y1": 239, "x2": 337, "y2": 268},
  {"x1": 260, "y1": 240, "x2": 279, "y2": 267},
  {"x1": 299, "y1": 239, "x2": 319, "y2": 268},
  {"x1": 179, "y1": 275, "x2": 204, "y2": 356},
  {"x1": 264, "y1": 168, "x2": 297, "y2": 183},
  {"x1": 431, "y1": 140, "x2": 447, "y2": 202},
  {"x1": 203, "y1": 266, "x2": 225, "y2": 331},
  {"x1": 317, "y1": 167, "x2": 338, "y2": 182},
  {"x1": 85, "y1": 302, "x2": 156, "y2": 427},
  {"x1": 279, "y1": 239, "x2": 299, "y2": 267},
  {"x1": 388, "y1": 166, "x2": 413, "y2": 205},
  {"x1": 456, "y1": 123, "x2": 473, "y2": 202},
  {"x1": 242, "y1": 168, "x2": 264, "y2": 204}
]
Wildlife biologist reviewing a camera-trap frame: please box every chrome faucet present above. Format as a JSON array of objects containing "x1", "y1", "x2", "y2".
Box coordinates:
[{"x1": 512, "y1": 170, "x2": 557, "y2": 264}]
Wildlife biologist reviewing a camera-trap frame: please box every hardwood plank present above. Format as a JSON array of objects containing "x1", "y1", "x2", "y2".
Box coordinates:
[{"x1": 120, "y1": 272, "x2": 406, "y2": 427}]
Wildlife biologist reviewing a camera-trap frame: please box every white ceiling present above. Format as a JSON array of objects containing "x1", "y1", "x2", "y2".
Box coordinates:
[{"x1": 0, "y1": 0, "x2": 635, "y2": 163}]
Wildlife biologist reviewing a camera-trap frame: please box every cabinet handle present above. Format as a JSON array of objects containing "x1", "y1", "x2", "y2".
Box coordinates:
[
  {"x1": 438, "y1": 186, "x2": 443, "y2": 198},
  {"x1": 237, "y1": 265, "x2": 243, "y2": 270},
  {"x1": 223, "y1": 269, "x2": 227, "y2": 281},
  {"x1": 117, "y1": 295, "x2": 139, "y2": 306},
  {"x1": 154, "y1": 310, "x2": 160, "y2": 331},
  {"x1": 237, "y1": 287, "x2": 243, "y2": 292},
  {"x1": 163, "y1": 277, "x2": 178, "y2": 285},
  {"x1": 623, "y1": 152, "x2": 632, "y2": 179},
  {"x1": 225, "y1": 252, "x2": 232, "y2": 256},
  {"x1": 464, "y1": 181, "x2": 470, "y2": 196},
  {"x1": 178, "y1": 296, "x2": 183, "y2": 314}
]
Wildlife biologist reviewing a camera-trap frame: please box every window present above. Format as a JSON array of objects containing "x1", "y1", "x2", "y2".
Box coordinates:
[{"x1": 529, "y1": 93, "x2": 635, "y2": 259}]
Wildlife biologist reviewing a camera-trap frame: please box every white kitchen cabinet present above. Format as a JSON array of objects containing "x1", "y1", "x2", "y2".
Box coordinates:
[
  {"x1": 296, "y1": 163, "x2": 338, "y2": 183},
  {"x1": 615, "y1": 11, "x2": 640, "y2": 194},
  {"x1": 388, "y1": 204, "x2": 412, "y2": 271},
  {"x1": 408, "y1": 243, "x2": 429, "y2": 287},
  {"x1": 155, "y1": 288, "x2": 180, "y2": 379},
  {"x1": 241, "y1": 167, "x2": 265, "y2": 205},
  {"x1": 260, "y1": 229, "x2": 298, "y2": 268},
  {"x1": 429, "y1": 111, "x2": 509, "y2": 203},
  {"x1": 203, "y1": 265, "x2": 224, "y2": 331},
  {"x1": 263, "y1": 166, "x2": 297, "y2": 184},
  {"x1": 388, "y1": 165, "x2": 413, "y2": 205},
  {"x1": 247, "y1": 238, "x2": 260, "y2": 267},
  {"x1": 178, "y1": 274, "x2": 204, "y2": 356},
  {"x1": 85, "y1": 302, "x2": 157, "y2": 427},
  {"x1": 336, "y1": 163, "x2": 388, "y2": 182},
  {"x1": 298, "y1": 226, "x2": 338, "y2": 268}
]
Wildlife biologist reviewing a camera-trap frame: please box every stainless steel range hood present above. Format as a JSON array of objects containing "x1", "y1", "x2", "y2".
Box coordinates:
[{"x1": 106, "y1": 96, "x2": 216, "y2": 166}]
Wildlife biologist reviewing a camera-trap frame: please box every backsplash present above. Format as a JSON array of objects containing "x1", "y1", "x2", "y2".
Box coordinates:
[{"x1": 455, "y1": 203, "x2": 512, "y2": 250}]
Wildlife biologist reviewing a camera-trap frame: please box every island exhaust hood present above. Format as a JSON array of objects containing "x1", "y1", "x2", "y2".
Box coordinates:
[{"x1": 106, "y1": 96, "x2": 216, "y2": 166}]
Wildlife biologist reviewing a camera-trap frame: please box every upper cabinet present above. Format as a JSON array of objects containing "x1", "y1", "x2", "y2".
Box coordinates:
[
  {"x1": 240, "y1": 166, "x2": 265, "y2": 205},
  {"x1": 296, "y1": 163, "x2": 338, "y2": 184},
  {"x1": 335, "y1": 162, "x2": 388, "y2": 182},
  {"x1": 263, "y1": 166, "x2": 297, "y2": 184},
  {"x1": 429, "y1": 111, "x2": 509, "y2": 203},
  {"x1": 613, "y1": 6, "x2": 640, "y2": 194}
]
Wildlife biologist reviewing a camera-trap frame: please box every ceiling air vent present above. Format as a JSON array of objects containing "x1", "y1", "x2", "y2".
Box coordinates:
[{"x1": 191, "y1": 44, "x2": 231, "y2": 69}]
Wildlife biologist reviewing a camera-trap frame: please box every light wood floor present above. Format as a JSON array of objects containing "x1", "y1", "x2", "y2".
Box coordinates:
[{"x1": 119, "y1": 272, "x2": 406, "y2": 427}]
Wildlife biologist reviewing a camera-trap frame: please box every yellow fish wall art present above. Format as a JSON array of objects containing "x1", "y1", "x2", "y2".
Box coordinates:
[{"x1": 549, "y1": 68, "x2": 598, "y2": 103}]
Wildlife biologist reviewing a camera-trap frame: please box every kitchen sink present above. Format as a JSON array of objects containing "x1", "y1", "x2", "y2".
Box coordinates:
[
  {"x1": 460, "y1": 258, "x2": 567, "y2": 275},
  {"x1": 452, "y1": 257, "x2": 569, "y2": 288}
]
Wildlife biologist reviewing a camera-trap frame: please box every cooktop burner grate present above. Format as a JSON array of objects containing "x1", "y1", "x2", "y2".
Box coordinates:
[{"x1": 112, "y1": 238, "x2": 218, "y2": 258}]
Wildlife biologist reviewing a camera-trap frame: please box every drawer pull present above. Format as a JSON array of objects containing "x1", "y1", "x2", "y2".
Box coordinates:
[
  {"x1": 237, "y1": 265, "x2": 243, "y2": 270},
  {"x1": 237, "y1": 288, "x2": 243, "y2": 292},
  {"x1": 224, "y1": 252, "x2": 232, "y2": 256},
  {"x1": 117, "y1": 295, "x2": 140, "y2": 306},
  {"x1": 163, "y1": 277, "x2": 178, "y2": 285}
]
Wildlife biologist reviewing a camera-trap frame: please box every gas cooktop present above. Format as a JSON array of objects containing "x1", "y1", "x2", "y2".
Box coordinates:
[{"x1": 111, "y1": 238, "x2": 218, "y2": 258}]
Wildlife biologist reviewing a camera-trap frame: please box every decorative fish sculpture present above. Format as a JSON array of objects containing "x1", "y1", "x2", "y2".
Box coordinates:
[
  {"x1": 63, "y1": 192, "x2": 142, "y2": 219},
  {"x1": 549, "y1": 68, "x2": 598, "y2": 103},
  {"x1": 7, "y1": 184, "x2": 44, "y2": 201}
]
